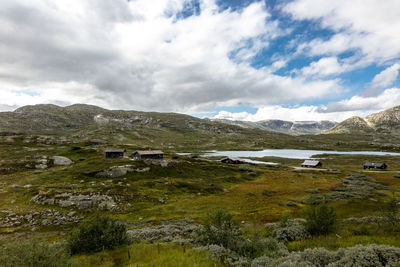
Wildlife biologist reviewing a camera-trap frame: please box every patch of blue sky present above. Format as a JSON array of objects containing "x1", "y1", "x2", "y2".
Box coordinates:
[
  {"x1": 191, "y1": 105, "x2": 257, "y2": 118},
  {"x1": 250, "y1": 16, "x2": 337, "y2": 72},
  {"x1": 216, "y1": 0, "x2": 259, "y2": 12},
  {"x1": 339, "y1": 64, "x2": 385, "y2": 94},
  {"x1": 12, "y1": 89, "x2": 40, "y2": 97},
  {"x1": 168, "y1": 0, "x2": 200, "y2": 21}
]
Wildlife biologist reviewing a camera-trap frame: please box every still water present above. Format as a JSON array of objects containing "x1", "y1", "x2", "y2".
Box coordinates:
[{"x1": 203, "y1": 149, "x2": 400, "y2": 159}]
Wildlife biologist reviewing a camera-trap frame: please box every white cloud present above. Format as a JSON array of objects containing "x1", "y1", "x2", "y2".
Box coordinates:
[
  {"x1": 285, "y1": 0, "x2": 400, "y2": 64},
  {"x1": 214, "y1": 88, "x2": 400, "y2": 122},
  {"x1": 360, "y1": 64, "x2": 400, "y2": 97},
  {"x1": 322, "y1": 87, "x2": 400, "y2": 113},
  {"x1": 0, "y1": 0, "x2": 343, "y2": 112},
  {"x1": 298, "y1": 57, "x2": 346, "y2": 77}
]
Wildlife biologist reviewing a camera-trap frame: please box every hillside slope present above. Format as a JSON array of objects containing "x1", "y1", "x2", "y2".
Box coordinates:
[
  {"x1": 325, "y1": 105, "x2": 400, "y2": 135},
  {"x1": 211, "y1": 119, "x2": 337, "y2": 135}
]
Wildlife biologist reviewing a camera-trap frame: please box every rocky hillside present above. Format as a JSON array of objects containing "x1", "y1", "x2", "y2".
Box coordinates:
[
  {"x1": 0, "y1": 104, "x2": 305, "y2": 151},
  {"x1": 0, "y1": 104, "x2": 239, "y2": 133},
  {"x1": 325, "y1": 105, "x2": 400, "y2": 135},
  {"x1": 212, "y1": 119, "x2": 337, "y2": 135}
]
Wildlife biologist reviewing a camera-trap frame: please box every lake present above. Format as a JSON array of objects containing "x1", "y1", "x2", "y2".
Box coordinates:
[{"x1": 202, "y1": 149, "x2": 400, "y2": 159}]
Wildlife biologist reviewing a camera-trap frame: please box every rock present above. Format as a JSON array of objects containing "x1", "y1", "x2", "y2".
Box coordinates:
[
  {"x1": 10, "y1": 200, "x2": 16, "y2": 204},
  {"x1": 95, "y1": 166, "x2": 132, "y2": 178},
  {"x1": 35, "y1": 164, "x2": 47, "y2": 169},
  {"x1": 68, "y1": 211, "x2": 76, "y2": 217},
  {"x1": 51, "y1": 156, "x2": 74, "y2": 166},
  {"x1": 30, "y1": 192, "x2": 117, "y2": 211},
  {"x1": 23, "y1": 184, "x2": 33, "y2": 188},
  {"x1": 305, "y1": 188, "x2": 320, "y2": 194},
  {"x1": 80, "y1": 180, "x2": 85, "y2": 183},
  {"x1": 11, "y1": 184, "x2": 19, "y2": 188},
  {"x1": 286, "y1": 201, "x2": 297, "y2": 207},
  {"x1": 136, "y1": 167, "x2": 150, "y2": 172}
]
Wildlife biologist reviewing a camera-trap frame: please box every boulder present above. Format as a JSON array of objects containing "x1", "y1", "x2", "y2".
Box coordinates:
[{"x1": 51, "y1": 156, "x2": 74, "y2": 166}]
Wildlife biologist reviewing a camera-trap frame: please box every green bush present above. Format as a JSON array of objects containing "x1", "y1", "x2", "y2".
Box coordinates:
[
  {"x1": 68, "y1": 214, "x2": 127, "y2": 254},
  {"x1": 304, "y1": 203, "x2": 336, "y2": 235},
  {"x1": 0, "y1": 239, "x2": 73, "y2": 267},
  {"x1": 196, "y1": 210, "x2": 289, "y2": 265},
  {"x1": 196, "y1": 210, "x2": 242, "y2": 249}
]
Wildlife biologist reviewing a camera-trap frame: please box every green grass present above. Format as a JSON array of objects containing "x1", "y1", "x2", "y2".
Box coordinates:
[
  {"x1": 1, "y1": 133, "x2": 400, "y2": 264},
  {"x1": 72, "y1": 243, "x2": 222, "y2": 267}
]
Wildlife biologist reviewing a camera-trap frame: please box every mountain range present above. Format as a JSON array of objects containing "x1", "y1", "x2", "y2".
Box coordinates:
[
  {"x1": 211, "y1": 119, "x2": 337, "y2": 135},
  {"x1": 1, "y1": 104, "x2": 400, "y2": 151}
]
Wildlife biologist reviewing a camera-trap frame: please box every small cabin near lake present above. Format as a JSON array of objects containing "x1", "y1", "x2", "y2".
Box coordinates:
[
  {"x1": 301, "y1": 160, "x2": 322, "y2": 168},
  {"x1": 364, "y1": 162, "x2": 387, "y2": 170},
  {"x1": 105, "y1": 149, "x2": 126, "y2": 158},
  {"x1": 221, "y1": 157, "x2": 245, "y2": 164},
  {"x1": 132, "y1": 150, "x2": 164, "y2": 160}
]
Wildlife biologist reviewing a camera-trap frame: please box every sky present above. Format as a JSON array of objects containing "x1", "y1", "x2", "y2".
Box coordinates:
[{"x1": 0, "y1": 0, "x2": 400, "y2": 122}]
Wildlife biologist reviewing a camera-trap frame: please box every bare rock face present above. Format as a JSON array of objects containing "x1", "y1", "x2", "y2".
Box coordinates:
[{"x1": 51, "y1": 156, "x2": 74, "y2": 166}]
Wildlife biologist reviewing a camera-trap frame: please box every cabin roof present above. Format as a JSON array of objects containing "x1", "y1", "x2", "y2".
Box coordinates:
[
  {"x1": 132, "y1": 150, "x2": 164, "y2": 155},
  {"x1": 301, "y1": 160, "x2": 321, "y2": 166},
  {"x1": 105, "y1": 148, "x2": 126, "y2": 153}
]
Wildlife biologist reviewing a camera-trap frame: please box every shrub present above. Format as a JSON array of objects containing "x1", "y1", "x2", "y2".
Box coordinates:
[
  {"x1": 272, "y1": 225, "x2": 311, "y2": 242},
  {"x1": 237, "y1": 235, "x2": 288, "y2": 259},
  {"x1": 251, "y1": 256, "x2": 274, "y2": 267},
  {"x1": 68, "y1": 214, "x2": 127, "y2": 254},
  {"x1": 304, "y1": 203, "x2": 336, "y2": 235},
  {"x1": 126, "y1": 219, "x2": 200, "y2": 244},
  {"x1": 196, "y1": 210, "x2": 289, "y2": 265},
  {"x1": 333, "y1": 244, "x2": 400, "y2": 267},
  {"x1": 196, "y1": 210, "x2": 243, "y2": 250},
  {"x1": 0, "y1": 239, "x2": 73, "y2": 267},
  {"x1": 383, "y1": 194, "x2": 400, "y2": 227}
]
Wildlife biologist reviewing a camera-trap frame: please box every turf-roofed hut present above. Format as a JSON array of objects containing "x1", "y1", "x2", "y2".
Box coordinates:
[
  {"x1": 105, "y1": 148, "x2": 126, "y2": 158},
  {"x1": 301, "y1": 160, "x2": 322, "y2": 168},
  {"x1": 363, "y1": 162, "x2": 387, "y2": 170},
  {"x1": 132, "y1": 150, "x2": 164, "y2": 160}
]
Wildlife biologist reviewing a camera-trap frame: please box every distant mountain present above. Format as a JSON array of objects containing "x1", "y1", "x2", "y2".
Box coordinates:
[
  {"x1": 0, "y1": 104, "x2": 304, "y2": 150},
  {"x1": 212, "y1": 119, "x2": 337, "y2": 135},
  {"x1": 324, "y1": 106, "x2": 400, "y2": 135}
]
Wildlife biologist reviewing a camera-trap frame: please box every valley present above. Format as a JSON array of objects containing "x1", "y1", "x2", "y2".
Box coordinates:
[{"x1": 1, "y1": 104, "x2": 400, "y2": 266}]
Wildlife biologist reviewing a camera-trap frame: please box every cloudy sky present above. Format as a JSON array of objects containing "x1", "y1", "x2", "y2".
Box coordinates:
[{"x1": 0, "y1": 0, "x2": 400, "y2": 122}]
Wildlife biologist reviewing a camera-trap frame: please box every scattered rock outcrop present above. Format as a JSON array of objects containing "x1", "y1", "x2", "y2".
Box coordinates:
[
  {"x1": 0, "y1": 209, "x2": 83, "y2": 228},
  {"x1": 94, "y1": 165, "x2": 150, "y2": 178},
  {"x1": 144, "y1": 159, "x2": 177, "y2": 167},
  {"x1": 31, "y1": 192, "x2": 117, "y2": 210}
]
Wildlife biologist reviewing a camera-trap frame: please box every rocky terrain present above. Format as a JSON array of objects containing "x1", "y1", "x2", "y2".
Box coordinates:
[
  {"x1": 325, "y1": 106, "x2": 400, "y2": 135},
  {"x1": 212, "y1": 119, "x2": 337, "y2": 134}
]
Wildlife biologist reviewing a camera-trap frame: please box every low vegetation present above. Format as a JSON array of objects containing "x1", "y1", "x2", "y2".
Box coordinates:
[
  {"x1": 305, "y1": 202, "x2": 336, "y2": 236},
  {"x1": 68, "y1": 214, "x2": 127, "y2": 254},
  {"x1": 0, "y1": 239, "x2": 74, "y2": 267}
]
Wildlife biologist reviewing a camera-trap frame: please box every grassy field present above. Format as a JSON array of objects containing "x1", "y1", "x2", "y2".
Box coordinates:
[{"x1": 1, "y1": 134, "x2": 400, "y2": 265}]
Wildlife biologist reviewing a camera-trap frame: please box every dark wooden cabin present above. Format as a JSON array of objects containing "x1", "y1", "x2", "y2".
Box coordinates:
[
  {"x1": 105, "y1": 148, "x2": 126, "y2": 158},
  {"x1": 363, "y1": 162, "x2": 387, "y2": 170},
  {"x1": 221, "y1": 157, "x2": 245, "y2": 164},
  {"x1": 301, "y1": 160, "x2": 322, "y2": 168},
  {"x1": 132, "y1": 150, "x2": 164, "y2": 160}
]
